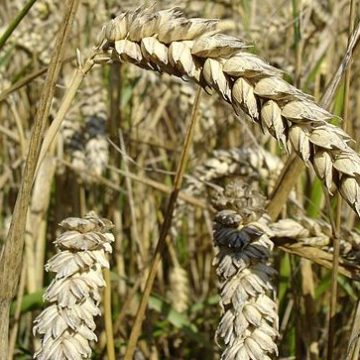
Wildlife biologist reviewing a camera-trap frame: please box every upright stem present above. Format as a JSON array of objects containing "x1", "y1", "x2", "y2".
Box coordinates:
[
  {"x1": 103, "y1": 268, "x2": 116, "y2": 360},
  {"x1": 0, "y1": 0, "x2": 37, "y2": 50},
  {"x1": 124, "y1": 88, "x2": 202, "y2": 360},
  {"x1": 0, "y1": 0, "x2": 79, "y2": 356}
]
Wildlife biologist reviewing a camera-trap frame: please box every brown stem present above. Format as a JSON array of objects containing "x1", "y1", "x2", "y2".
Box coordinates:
[{"x1": 124, "y1": 88, "x2": 203, "y2": 359}]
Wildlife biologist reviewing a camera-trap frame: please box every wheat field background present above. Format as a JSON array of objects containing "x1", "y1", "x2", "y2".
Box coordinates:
[{"x1": 1, "y1": 0, "x2": 360, "y2": 359}]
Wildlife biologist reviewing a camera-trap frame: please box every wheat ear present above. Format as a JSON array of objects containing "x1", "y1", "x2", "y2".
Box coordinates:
[
  {"x1": 212, "y1": 180, "x2": 278, "y2": 360},
  {"x1": 100, "y1": 6, "x2": 360, "y2": 217},
  {"x1": 271, "y1": 215, "x2": 360, "y2": 261},
  {"x1": 33, "y1": 211, "x2": 114, "y2": 360}
]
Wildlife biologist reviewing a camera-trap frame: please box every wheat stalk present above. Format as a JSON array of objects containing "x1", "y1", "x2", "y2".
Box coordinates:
[
  {"x1": 98, "y1": 5, "x2": 360, "y2": 218},
  {"x1": 33, "y1": 211, "x2": 114, "y2": 360},
  {"x1": 212, "y1": 180, "x2": 278, "y2": 359}
]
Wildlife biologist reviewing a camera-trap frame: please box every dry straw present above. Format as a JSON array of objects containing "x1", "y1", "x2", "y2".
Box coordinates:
[
  {"x1": 33, "y1": 212, "x2": 114, "y2": 359},
  {"x1": 212, "y1": 180, "x2": 278, "y2": 360},
  {"x1": 99, "y1": 5, "x2": 360, "y2": 217}
]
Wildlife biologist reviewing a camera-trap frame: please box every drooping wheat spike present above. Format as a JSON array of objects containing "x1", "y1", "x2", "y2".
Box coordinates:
[
  {"x1": 212, "y1": 179, "x2": 278, "y2": 360},
  {"x1": 100, "y1": 6, "x2": 360, "y2": 217},
  {"x1": 33, "y1": 212, "x2": 114, "y2": 360}
]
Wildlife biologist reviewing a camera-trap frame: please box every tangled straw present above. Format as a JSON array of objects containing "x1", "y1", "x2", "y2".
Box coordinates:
[
  {"x1": 33, "y1": 212, "x2": 114, "y2": 360},
  {"x1": 99, "y1": 5, "x2": 360, "y2": 217}
]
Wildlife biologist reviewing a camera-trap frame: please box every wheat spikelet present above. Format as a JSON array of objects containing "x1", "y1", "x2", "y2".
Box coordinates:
[
  {"x1": 212, "y1": 180, "x2": 278, "y2": 359},
  {"x1": 33, "y1": 212, "x2": 114, "y2": 360},
  {"x1": 168, "y1": 265, "x2": 190, "y2": 313},
  {"x1": 100, "y1": 6, "x2": 360, "y2": 217}
]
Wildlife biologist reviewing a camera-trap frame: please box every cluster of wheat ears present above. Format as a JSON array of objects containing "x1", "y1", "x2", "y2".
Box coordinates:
[{"x1": 1, "y1": 1, "x2": 360, "y2": 359}]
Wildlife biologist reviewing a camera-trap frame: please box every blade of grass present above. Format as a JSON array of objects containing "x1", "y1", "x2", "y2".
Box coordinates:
[{"x1": 0, "y1": 0, "x2": 37, "y2": 51}]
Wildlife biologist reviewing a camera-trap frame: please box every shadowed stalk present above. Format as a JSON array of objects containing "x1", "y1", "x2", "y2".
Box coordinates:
[
  {"x1": 0, "y1": 0, "x2": 37, "y2": 51},
  {"x1": 0, "y1": 0, "x2": 79, "y2": 356},
  {"x1": 124, "y1": 88, "x2": 202, "y2": 360},
  {"x1": 7, "y1": 259, "x2": 27, "y2": 360}
]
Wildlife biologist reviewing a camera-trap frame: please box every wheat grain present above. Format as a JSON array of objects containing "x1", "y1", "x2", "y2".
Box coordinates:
[
  {"x1": 212, "y1": 179, "x2": 278, "y2": 359},
  {"x1": 33, "y1": 212, "x2": 114, "y2": 360},
  {"x1": 99, "y1": 6, "x2": 360, "y2": 217}
]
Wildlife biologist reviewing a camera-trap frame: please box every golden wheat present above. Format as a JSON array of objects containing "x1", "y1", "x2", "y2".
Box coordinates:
[
  {"x1": 212, "y1": 180, "x2": 278, "y2": 359},
  {"x1": 99, "y1": 6, "x2": 360, "y2": 218},
  {"x1": 33, "y1": 212, "x2": 114, "y2": 360}
]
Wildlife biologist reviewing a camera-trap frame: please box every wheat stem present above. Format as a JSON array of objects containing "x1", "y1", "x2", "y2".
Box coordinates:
[
  {"x1": 36, "y1": 53, "x2": 96, "y2": 177},
  {"x1": 103, "y1": 267, "x2": 116, "y2": 360},
  {"x1": 124, "y1": 87, "x2": 202, "y2": 359}
]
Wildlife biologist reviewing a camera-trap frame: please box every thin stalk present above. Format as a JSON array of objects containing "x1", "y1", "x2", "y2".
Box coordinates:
[
  {"x1": 0, "y1": 0, "x2": 79, "y2": 356},
  {"x1": 328, "y1": 2, "x2": 356, "y2": 359},
  {"x1": 103, "y1": 268, "x2": 115, "y2": 360},
  {"x1": 0, "y1": 0, "x2": 37, "y2": 51},
  {"x1": 124, "y1": 88, "x2": 203, "y2": 360}
]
